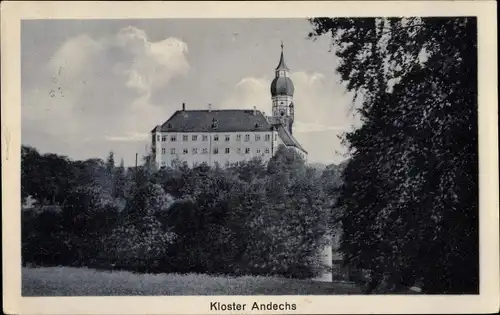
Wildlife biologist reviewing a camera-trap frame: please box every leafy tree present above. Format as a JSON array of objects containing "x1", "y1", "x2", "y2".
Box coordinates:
[{"x1": 309, "y1": 17, "x2": 478, "y2": 293}]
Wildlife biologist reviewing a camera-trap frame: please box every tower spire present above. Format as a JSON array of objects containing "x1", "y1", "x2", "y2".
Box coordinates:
[{"x1": 275, "y1": 41, "x2": 289, "y2": 71}]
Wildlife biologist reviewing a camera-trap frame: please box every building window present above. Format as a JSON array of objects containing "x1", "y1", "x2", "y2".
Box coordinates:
[
  {"x1": 202, "y1": 135, "x2": 208, "y2": 141},
  {"x1": 236, "y1": 134, "x2": 241, "y2": 141},
  {"x1": 183, "y1": 135, "x2": 188, "y2": 141},
  {"x1": 225, "y1": 135, "x2": 230, "y2": 142},
  {"x1": 202, "y1": 148, "x2": 208, "y2": 154},
  {"x1": 213, "y1": 148, "x2": 219, "y2": 154},
  {"x1": 183, "y1": 149, "x2": 188, "y2": 155},
  {"x1": 192, "y1": 135, "x2": 198, "y2": 141},
  {"x1": 256, "y1": 149, "x2": 261, "y2": 154},
  {"x1": 171, "y1": 136, "x2": 176, "y2": 142},
  {"x1": 170, "y1": 148, "x2": 176, "y2": 154},
  {"x1": 162, "y1": 136, "x2": 167, "y2": 142},
  {"x1": 157, "y1": 135, "x2": 160, "y2": 141},
  {"x1": 237, "y1": 148, "x2": 241, "y2": 154},
  {"x1": 255, "y1": 134, "x2": 261, "y2": 141},
  {"x1": 244, "y1": 134, "x2": 250, "y2": 142},
  {"x1": 245, "y1": 148, "x2": 250, "y2": 154},
  {"x1": 192, "y1": 148, "x2": 198, "y2": 155},
  {"x1": 214, "y1": 135, "x2": 219, "y2": 141},
  {"x1": 265, "y1": 134, "x2": 270, "y2": 141},
  {"x1": 161, "y1": 148, "x2": 166, "y2": 155},
  {"x1": 225, "y1": 148, "x2": 230, "y2": 154},
  {"x1": 265, "y1": 148, "x2": 270, "y2": 154}
]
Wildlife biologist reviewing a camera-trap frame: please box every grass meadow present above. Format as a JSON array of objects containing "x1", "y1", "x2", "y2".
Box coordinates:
[{"x1": 22, "y1": 267, "x2": 362, "y2": 296}]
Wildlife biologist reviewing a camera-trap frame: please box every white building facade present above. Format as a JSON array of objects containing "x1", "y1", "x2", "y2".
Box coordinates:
[{"x1": 151, "y1": 45, "x2": 307, "y2": 168}]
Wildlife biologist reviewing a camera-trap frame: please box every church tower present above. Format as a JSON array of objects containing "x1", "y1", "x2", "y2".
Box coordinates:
[{"x1": 270, "y1": 42, "x2": 295, "y2": 134}]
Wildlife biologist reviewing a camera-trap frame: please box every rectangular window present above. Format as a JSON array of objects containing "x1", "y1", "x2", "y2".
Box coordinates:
[
  {"x1": 256, "y1": 149, "x2": 261, "y2": 154},
  {"x1": 214, "y1": 135, "x2": 219, "y2": 141},
  {"x1": 265, "y1": 148, "x2": 270, "y2": 154},
  {"x1": 192, "y1": 135, "x2": 198, "y2": 141},
  {"x1": 171, "y1": 136, "x2": 176, "y2": 142},
  {"x1": 161, "y1": 148, "x2": 166, "y2": 154},
  {"x1": 236, "y1": 134, "x2": 241, "y2": 141},
  {"x1": 157, "y1": 135, "x2": 160, "y2": 141},
  {"x1": 192, "y1": 148, "x2": 198, "y2": 154},
  {"x1": 213, "y1": 148, "x2": 219, "y2": 154},
  {"x1": 183, "y1": 135, "x2": 188, "y2": 141},
  {"x1": 225, "y1": 135, "x2": 230, "y2": 142},
  {"x1": 183, "y1": 149, "x2": 188, "y2": 155},
  {"x1": 225, "y1": 148, "x2": 230, "y2": 154},
  {"x1": 244, "y1": 134, "x2": 250, "y2": 142},
  {"x1": 170, "y1": 148, "x2": 176, "y2": 154},
  {"x1": 202, "y1": 148, "x2": 208, "y2": 154},
  {"x1": 202, "y1": 135, "x2": 208, "y2": 141},
  {"x1": 162, "y1": 136, "x2": 167, "y2": 142},
  {"x1": 237, "y1": 148, "x2": 241, "y2": 154},
  {"x1": 255, "y1": 134, "x2": 261, "y2": 141},
  {"x1": 245, "y1": 148, "x2": 250, "y2": 154},
  {"x1": 265, "y1": 134, "x2": 270, "y2": 141}
]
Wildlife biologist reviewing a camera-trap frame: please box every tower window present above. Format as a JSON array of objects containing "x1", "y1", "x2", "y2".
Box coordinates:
[{"x1": 280, "y1": 111, "x2": 285, "y2": 116}]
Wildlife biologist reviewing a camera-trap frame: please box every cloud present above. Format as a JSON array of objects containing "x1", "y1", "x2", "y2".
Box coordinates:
[
  {"x1": 220, "y1": 71, "x2": 360, "y2": 164},
  {"x1": 22, "y1": 26, "x2": 189, "y2": 162}
]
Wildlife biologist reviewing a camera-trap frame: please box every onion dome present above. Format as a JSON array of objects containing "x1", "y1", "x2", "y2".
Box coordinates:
[
  {"x1": 270, "y1": 76, "x2": 294, "y2": 96},
  {"x1": 270, "y1": 42, "x2": 294, "y2": 97}
]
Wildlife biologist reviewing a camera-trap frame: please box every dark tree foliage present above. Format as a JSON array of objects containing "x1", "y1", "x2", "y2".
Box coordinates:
[
  {"x1": 309, "y1": 17, "x2": 478, "y2": 293},
  {"x1": 21, "y1": 144, "x2": 343, "y2": 278}
]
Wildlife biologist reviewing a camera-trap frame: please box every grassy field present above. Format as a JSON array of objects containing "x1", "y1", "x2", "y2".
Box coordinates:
[{"x1": 22, "y1": 267, "x2": 362, "y2": 296}]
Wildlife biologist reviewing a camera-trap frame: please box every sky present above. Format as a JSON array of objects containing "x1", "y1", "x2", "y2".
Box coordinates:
[{"x1": 21, "y1": 18, "x2": 361, "y2": 166}]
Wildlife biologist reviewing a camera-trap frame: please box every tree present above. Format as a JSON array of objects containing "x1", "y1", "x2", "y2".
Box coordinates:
[{"x1": 309, "y1": 17, "x2": 478, "y2": 293}]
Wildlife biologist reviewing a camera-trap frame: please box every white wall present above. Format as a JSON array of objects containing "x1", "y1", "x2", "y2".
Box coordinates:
[{"x1": 154, "y1": 131, "x2": 275, "y2": 168}]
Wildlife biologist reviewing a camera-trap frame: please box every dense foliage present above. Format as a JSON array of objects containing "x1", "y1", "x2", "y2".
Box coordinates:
[
  {"x1": 309, "y1": 17, "x2": 478, "y2": 293},
  {"x1": 21, "y1": 145, "x2": 341, "y2": 279}
]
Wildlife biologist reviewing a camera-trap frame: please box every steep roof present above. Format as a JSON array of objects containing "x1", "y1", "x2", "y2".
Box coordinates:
[
  {"x1": 275, "y1": 124, "x2": 307, "y2": 154},
  {"x1": 152, "y1": 109, "x2": 273, "y2": 133}
]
